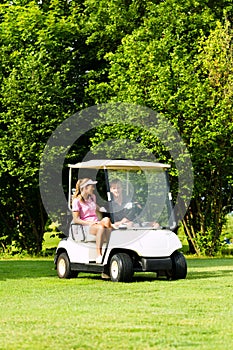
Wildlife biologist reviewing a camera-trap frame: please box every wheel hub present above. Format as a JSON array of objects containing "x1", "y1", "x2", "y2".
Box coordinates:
[
  {"x1": 58, "y1": 258, "x2": 66, "y2": 277},
  {"x1": 111, "y1": 260, "x2": 119, "y2": 279}
]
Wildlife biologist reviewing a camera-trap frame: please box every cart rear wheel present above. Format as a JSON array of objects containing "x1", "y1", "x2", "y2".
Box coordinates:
[
  {"x1": 110, "y1": 253, "x2": 133, "y2": 282},
  {"x1": 57, "y1": 252, "x2": 76, "y2": 279}
]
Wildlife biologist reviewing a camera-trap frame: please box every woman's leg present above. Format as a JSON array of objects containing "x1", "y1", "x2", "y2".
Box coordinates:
[
  {"x1": 100, "y1": 217, "x2": 112, "y2": 228},
  {"x1": 104, "y1": 228, "x2": 111, "y2": 244},
  {"x1": 90, "y1": 224, "x2": 106, "y2": 256}
]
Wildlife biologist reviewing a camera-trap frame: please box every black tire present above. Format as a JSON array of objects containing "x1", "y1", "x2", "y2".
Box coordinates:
[
  {"x1": 70, "y1": 271, "x2": 79, "y2": 278},
  {"x1": 110, "y1": 253, "x2": 134, "y2": 282},
  {"x1": 167, "y1": 251, "x2": 187, "y2": 280},
  {"x1": 57, "y1": 252, "x2": 76, "y2": 279}
]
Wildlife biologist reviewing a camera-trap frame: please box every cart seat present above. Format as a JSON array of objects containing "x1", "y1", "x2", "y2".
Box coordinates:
[{"x1": 69, "y1": 222, "x2": 96, "y2": 242}]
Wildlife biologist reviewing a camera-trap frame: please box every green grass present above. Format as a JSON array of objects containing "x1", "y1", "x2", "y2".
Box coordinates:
[{"x1": 1, "y1": 257, "x2": 233, "y2": 350}]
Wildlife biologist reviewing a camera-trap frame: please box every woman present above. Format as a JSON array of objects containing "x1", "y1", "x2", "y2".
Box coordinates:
[{"x1": 72, "y1": 178, "x2": 112, "y2": 263}]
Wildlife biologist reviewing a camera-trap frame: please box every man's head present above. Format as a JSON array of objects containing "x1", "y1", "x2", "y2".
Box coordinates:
[{"x1": 110, "y1": 179, "x2": 122, "y2": 199}]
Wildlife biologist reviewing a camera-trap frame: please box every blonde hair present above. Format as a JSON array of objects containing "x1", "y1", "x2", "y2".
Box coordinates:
[{"x1": 72, "y1": 178, "x2": 90, "y2": 202}]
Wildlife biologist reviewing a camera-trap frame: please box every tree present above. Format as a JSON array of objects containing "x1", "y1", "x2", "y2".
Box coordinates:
[
  {"x1": 182, "y1": 20, "x2": 233, "y2": 254},
  {"x1": 85, "y1": 0, "x2": 233, "y2": 255},
  {"x1": 1, "y1": 0, "x2": 232, "y2": 255},
  {"x1": 0, "y1": 0, "x2": 147, "y2": 253},
  {"x1": 0, "y1": 1, "x2": 90, "y2": 253}
]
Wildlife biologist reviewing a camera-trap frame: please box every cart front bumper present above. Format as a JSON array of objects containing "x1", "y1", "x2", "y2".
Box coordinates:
[{"x1": 141, "y1": 257, "x2": 172, "y2": 272}]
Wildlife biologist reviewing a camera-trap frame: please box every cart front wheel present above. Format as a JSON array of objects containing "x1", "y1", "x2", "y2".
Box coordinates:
[
  {"x1": 110, "y1": 253, "x2": 133, "y2": 282},
  {"x1": 166, "y1": 251, "x2": 187, "y2": 280}
]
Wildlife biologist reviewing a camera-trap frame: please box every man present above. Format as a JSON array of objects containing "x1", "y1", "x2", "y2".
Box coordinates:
[
  {"x1": 110, "y1": 178, "x2": 159, "y2": 229},
  {"x1": 109, "y1": 178, "x2": 135, "y2": 227}
]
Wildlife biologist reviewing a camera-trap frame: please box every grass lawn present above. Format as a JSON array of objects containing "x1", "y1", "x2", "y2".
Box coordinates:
[{"x1": 0, "y1": 257, "x2": 233, "y2": 350}]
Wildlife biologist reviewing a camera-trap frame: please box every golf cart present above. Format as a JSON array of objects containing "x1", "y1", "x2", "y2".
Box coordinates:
[{"x1": 54, "y1": 159, "x2": 187, "y2": 282}]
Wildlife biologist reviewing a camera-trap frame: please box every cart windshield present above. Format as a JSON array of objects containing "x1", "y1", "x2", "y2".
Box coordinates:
[{"x1": 107, "y1": 168, "x2": 175, "y2": 229}]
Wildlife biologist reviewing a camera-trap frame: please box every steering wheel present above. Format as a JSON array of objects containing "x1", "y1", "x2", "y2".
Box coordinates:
[{"x1": 123, "y1": 202, "x2": 141, "y2": 220}]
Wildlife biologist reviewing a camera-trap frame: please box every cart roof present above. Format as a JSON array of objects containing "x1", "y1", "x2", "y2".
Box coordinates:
[{"x1": 68, "y1": 159, "x2": 170, "y2": 170}]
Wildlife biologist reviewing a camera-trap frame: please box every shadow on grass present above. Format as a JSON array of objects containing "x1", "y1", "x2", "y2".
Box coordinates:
[
  {"x1": 186, "y1": 258, "x2": 233, "y2": 280},
  {"x1": 186, "y1": 257, "x2": 233, "y2": 267},
  {"x1": 0, "y1": 259, "x2": 56, "y2": 281},
  {"x1": 1, "y1": 258, "x2": 233, "y2": 281},
  {"x1": 187, "y1": 269, "x2": 233, "y2": 280},
  {"x1": 75, "y1": 270, "x2": 233, "y2": 283}
]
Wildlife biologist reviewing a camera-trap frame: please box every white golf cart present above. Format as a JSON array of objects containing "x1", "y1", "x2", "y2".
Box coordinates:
[{"x1": 54, "y1": 159, "x2": 187, "y2": 282}]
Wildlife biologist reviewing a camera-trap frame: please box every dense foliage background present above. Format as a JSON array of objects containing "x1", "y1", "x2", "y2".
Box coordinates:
[{"x1": 0, "y1": 0, "x2": 232, "y2": 255}]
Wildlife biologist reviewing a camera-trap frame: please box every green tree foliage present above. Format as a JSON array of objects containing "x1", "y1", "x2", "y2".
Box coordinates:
[
  {"x1": 1, "y1": 0, "x2": 233, "y2": 255},
  {"x1": 85, "y1": 0, "x2": 233, "y2": 255},
  {"x1": 0, "y1": 0, "x2": 90, "y2": 253},
  {"x1": 184, "y1": 20, "x2": 233, "y2": 255},
  {"x1": 0, "y1": 0, "x2": 145, "y2": 254}
]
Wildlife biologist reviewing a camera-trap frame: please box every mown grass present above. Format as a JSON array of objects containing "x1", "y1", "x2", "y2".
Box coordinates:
[{"x1": 1, "y1": 257, "x2": 233, "y2": 350}]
